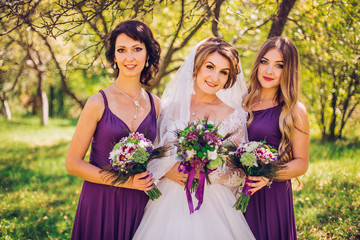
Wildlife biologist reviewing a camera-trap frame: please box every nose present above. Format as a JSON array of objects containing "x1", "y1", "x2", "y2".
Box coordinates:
[
  {"x1": 126, "y1": 51, "x2": 135, "y2": 61},
  {"x1": 266, "y1": 64, "x2": 273, "y2": 74},
  {"x1": 211, "y1": 71, "x2": 221, "y2": 82}
]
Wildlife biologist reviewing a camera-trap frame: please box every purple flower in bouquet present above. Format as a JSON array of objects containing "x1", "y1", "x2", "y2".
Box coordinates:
[
  {"x1": 190, "y1": 156, "x2": 206, "y2": 170},
  {"x1": 185, "y1": 131, "x2": 198, "y2": 141},
  {"x1": 203, "y1": 131, "x2": 218, "y2": 143},
  {"x1": 182, "y1": 150, "x2": 188, "y2": 159}
]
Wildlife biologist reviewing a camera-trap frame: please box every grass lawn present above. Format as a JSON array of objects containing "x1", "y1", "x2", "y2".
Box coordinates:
[{"x1": 0, "y1": 117, "x2": 359, "y2": 239}]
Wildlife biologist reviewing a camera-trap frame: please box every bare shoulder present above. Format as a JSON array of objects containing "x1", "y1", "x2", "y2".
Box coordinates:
[
  {"x1": 292, "y1": 102, "x2": 309, "y2": 131},
  {"x1": 83, "y1": 92, "x2": 105, "y2": 121},
  {"x1": 86, "y1": 93, "x2": 104, "y2": 109},
  {"x1": 292, "y1": 102, "x2": 308, "y2": 119},
  {"x1": 220, "y1": 102, "x2": 235, "y2": 119}
]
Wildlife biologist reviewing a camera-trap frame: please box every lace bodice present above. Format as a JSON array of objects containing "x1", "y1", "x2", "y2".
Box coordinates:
[
  {"x1": 208, "y1": 108, "x2": 247, "y2": 192},
  {"x1": 217, "y1": 108, "x2": 248, "y2": 144}
]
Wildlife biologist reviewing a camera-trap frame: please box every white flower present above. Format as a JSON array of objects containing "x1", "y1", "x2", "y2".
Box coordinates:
[
  {"x1": 126, "y1": 142, "x2": 136, "y2": 149},
  {"x1": 207, "y1": 150, "x2": 218, "y2": 160},
  {"x1": 138, "y1": 140, "x2": 152, "y2": 149},
  {"x1": 186, "y1": 149, "x2": 196, "y2": 159},
  {"x1": 245, "y1": 141, "x2": 261, "y2": 152},
  {"x1": 109, "y1": 152, "x2": 116, "y2": 160},
  {"x1": 196, "y1": 124, "x2": 204, "y2": 130},
  {"x1": 179, "y1": 137, "x2": 185, "y2": 143},
  {"x1": 109, "y1": 149, "x2": 121, "y2": 160}
]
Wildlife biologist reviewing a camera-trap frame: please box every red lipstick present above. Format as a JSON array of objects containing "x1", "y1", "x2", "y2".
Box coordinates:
[{"x1": 263, "y1": 76, "x2": 274, "y2": 81}]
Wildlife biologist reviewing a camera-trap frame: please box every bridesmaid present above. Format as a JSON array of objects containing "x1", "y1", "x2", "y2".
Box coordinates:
[
  {"x1": 65, "y1": 20, "x2": 161, "y2": 240},
  {"x1": 242, "y1": 37, "x2": 310, "y2": 240}
]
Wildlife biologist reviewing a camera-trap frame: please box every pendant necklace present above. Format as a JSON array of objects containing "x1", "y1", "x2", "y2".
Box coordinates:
[{"x1": 116, "y1": 87, "x2": 142, "y2": 120}]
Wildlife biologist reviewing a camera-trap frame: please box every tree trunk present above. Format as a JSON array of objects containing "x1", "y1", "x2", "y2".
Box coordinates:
[
  {"x1": 57, "y1": 88, "x2": 65, "y2": 116},
  {"x1": 37, "y1": 71, "x2": 49, "y2": 126},
  {"x1": 49, "y1": 85, "x2": 54, "y2": 117},
  {"x1": 268, "y1": 0, "x2": 297, "y2": 38},
  {"x1": 211, "y1": 0, "x2": 225, "y2": 37},
  {"x1": 338, "y1": 68, "x2": 360, "y2": 139},
  {"x1": 328, "y1": 67, "x2": 338, "y2": 141},
  {"x1": 0, "y1": 95, "x2": 12, "y2": 120},
  {"x1": 41, "y1": 90, "x2": 49, "y2": 126},
  {"x1": 317, "y1": 63, "x2": 327, "y2": 140},
  {"x1": 28, "y1": 46, "x2": 49, "y2": 126}
]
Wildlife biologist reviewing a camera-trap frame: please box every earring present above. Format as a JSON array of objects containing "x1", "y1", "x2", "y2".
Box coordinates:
[
  {"x1": 145, "y1": 60, "x2": 149, "y2": 67},
  {"x1": 113, "y1": 62, "x2": 117, "y2": 68}
]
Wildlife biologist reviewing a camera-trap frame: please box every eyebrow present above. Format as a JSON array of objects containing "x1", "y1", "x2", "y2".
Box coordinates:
[
  {"x1": 206, "y1": 61, "x2": 230, "y2": 70},
  {"x1": 116, "y1": 44, "x2": 144, "y2": 48},
  {"x1": 261, "y1": 57, "x2": 284, "y2": 63}
]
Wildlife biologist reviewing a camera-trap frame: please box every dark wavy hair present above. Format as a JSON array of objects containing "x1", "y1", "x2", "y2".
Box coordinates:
[{"x1": 105, "y1": 20, "x2": 161, "y2": 86}]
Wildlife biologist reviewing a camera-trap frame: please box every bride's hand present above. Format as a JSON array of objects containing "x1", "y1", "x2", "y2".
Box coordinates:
[
  {"x1": 165, "y1": 162, "x2": 188, "y2": 186},
  {"x1": 246, "y1": 176, "x2": 270, "y2": 195}
]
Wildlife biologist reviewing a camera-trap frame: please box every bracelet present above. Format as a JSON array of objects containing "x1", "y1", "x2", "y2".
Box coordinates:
[{"x1": 266, "y1": 179, "x2": 273, "y2": 188}]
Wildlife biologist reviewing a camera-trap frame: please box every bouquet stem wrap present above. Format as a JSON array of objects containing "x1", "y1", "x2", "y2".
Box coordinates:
[
  {"x1": 145, "y1": 182, "x2": 162, "y2": 200},
  {"x1": 234, "y1": 178, "x2": 253, "y2": 212}
]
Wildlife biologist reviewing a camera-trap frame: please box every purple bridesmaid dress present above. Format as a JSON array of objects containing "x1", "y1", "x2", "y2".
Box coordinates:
[
  {"x1": 244, "y1": 102, "x2": 297, "y2": 240},
  {"x1": 71, "y1": 90, "x2": 157, "y2": 240}
]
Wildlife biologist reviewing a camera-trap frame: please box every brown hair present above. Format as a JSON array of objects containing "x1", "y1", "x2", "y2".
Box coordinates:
[
  {"x1": 105, "y1": 20, "x2": 161, "y2": 86},
  {"x1": 243, "y1": 37, "x2": 301, "y2": 163},
  {"x1": 193, "y1": 37, "x2": 240, "y2": 89}
]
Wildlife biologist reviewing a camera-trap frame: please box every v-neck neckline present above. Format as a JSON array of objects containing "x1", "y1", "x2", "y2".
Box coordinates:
[{"x1": 107, "y1": 91, "x2": 154, "y2": 133}]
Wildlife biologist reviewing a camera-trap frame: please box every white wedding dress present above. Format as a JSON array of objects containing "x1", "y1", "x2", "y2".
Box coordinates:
[{"x1": 133, "y1": 109, "x2": 255, "y2": 240}]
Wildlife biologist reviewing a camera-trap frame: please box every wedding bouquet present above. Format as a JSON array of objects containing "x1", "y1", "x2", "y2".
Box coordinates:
[
  {"x1": 103, "y1": 132, "x2": 163, "y2": 200},
  {"x1": 229, "y1": 140, "x2": 284, "y2": 212},
  {"x1": 175, "y1": 119, "x2": 229, "y2": 214}
]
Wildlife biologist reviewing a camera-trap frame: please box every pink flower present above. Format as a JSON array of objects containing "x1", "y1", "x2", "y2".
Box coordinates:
[
  {"x1": 203, "y1": 132, "x2": 218, "y2": 143},
  {"x1": 185, "y1": 131, "x2": 198, "y2": 141},
  {"x1": 127, "y1": 146, "x2": 136, "y2": 154},
  {"x1": 118, "y1": 154, "x2": 126, "y2": 162}
]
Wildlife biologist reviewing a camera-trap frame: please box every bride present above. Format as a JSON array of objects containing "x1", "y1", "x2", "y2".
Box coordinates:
[{"x1": 133, "y1": 38, "x2": 255, "y2": 240}]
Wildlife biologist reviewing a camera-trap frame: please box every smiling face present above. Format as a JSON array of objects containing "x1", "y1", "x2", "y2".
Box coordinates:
[
  {"x1": 257, "y1": 48, "x2": 284, "y2": 90},
  {"x1": 194, "y1": 52, "x2": 231, "y2": 96},
  {"x1": 114, "y1": 33, "x2": 147, "y2": 80}
]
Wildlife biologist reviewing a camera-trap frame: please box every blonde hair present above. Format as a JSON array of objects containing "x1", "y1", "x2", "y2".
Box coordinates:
[
  {"x1": 243, "y1": 37, "x2": 300, "y2": 163},
  {"x1": 193, "y1": 37, "x2": 240, "y2": 89}
]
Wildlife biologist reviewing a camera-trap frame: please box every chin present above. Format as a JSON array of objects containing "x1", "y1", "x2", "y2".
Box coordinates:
[
  {"x1": 199, "y1": 85, "x2": 215, "y2": 92},
  {"x1": 260, "y1": 82, "x2": 278, "y2": 89}
]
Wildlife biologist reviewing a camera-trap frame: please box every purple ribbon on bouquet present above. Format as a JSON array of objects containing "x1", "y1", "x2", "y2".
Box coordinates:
[
  {"x1": 194, "y1": 171, "x2": 205, "y2": 211},
  {"x1": 178, "y1": 162, "x2": 206, "y2": 214}
]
